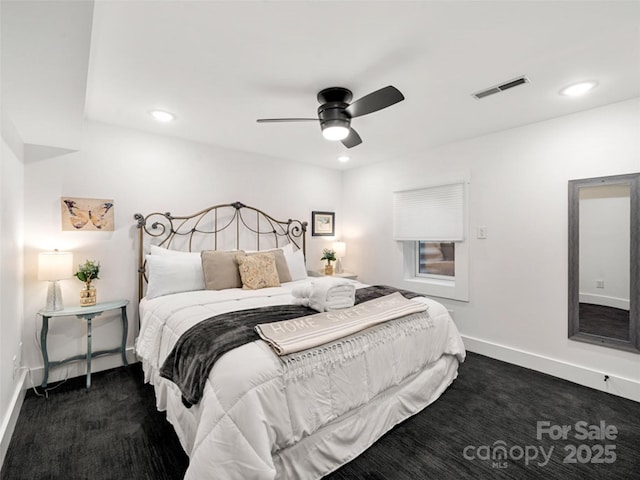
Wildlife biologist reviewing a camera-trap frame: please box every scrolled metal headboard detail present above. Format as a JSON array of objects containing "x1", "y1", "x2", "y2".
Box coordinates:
[{"x1": 134, "y1": 201, "x2": 307, "y2": 300}]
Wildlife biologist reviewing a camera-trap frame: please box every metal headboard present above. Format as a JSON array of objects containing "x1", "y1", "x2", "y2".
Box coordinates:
[{"x1": 133, "y1": 201, "x2": 307, "y2": 300}]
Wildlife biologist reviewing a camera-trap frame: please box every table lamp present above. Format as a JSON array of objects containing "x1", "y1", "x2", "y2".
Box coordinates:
[
  {"x1": 332, "y1": 241, "x2": 346, "y2": 274},
  {"x1": 38, "y1": 250, "x2": 73, "y2": 311}
]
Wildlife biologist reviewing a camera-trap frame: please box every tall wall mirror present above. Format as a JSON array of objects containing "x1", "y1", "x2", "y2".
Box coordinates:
[{"x1": 568, "y1": 173, "x2": 639, "y2": 353}]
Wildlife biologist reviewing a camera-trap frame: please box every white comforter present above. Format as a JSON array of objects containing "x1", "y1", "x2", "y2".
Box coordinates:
[{"x1": 136, "y1": 280, "x2": 465, "y2": 480}]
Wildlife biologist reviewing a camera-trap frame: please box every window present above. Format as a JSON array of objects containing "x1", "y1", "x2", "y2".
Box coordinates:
[
  {"x1": 393, "y1": 180, "x2": 469, "y2": 302},
  {"x1": 417, "y1": 241, "x2": 455, "y2": 278}
]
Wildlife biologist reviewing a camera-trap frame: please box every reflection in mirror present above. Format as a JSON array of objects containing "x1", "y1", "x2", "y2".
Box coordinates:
[
  {"x1": 578, "y1": 184, "x2": 630, "y2": 341},
  {"x1": 568, "y1": 173, "x2": 639, "y2": 353}
]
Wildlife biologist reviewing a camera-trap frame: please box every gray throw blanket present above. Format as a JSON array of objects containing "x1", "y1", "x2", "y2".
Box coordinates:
[{"x1": 160, "y1": 285, "x2": 422, "y2": 407}]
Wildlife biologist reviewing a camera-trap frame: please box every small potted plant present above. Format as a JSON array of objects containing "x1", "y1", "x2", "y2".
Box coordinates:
[
  {"x1": 320, "y1": 248, "x2": 336, "y2": 276},
  {"x1": 75, "y1": 259, "x2": 100, "y2": 306}
]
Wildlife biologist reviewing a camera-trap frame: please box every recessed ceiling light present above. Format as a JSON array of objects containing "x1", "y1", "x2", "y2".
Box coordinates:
[
  {"x1": 149, "y1": 110, "x2": 176, "y2": 122},
  {"x1": 559, "y1": 81, "x2": 598, "y2": 97},
  {"x1": 337, "y1": 155, "x2": 350, "y2": 163}
]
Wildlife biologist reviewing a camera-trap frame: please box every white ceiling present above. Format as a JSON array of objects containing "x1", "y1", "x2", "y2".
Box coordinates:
[{"x1": 2, "y1": 1, "x2": 639, "y2": 169}]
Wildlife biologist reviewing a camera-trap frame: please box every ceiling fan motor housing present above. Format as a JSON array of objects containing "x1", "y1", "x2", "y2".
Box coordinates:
[
  {"x1": 317, "y1": 87, "x2": 353, "y2": 104},
  {"x1": 317, "y1": 87, "x2": 353, "y2": 131},
  {"x1": 318, "y1": 103, "x2": 351, "y2": 131}
]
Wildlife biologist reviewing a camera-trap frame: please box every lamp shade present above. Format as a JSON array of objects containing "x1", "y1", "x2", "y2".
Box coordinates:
[
  {"x1": 332, "y1": 241, "x2": 346, "y2": 258},
  {"x1": 38, "y1": 251, "x2": 74, "y2": 281}
]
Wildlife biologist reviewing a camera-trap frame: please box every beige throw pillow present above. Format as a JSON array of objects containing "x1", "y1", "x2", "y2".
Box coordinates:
[
  {"x1": 236, "y1": 252, "x2": 280, "y2": 290},
  {"x1": 201, "y1": 250, "x2": 244, "y2": 290},
  {"x1": 244, "y1": 249, "x2": 292, "y2": 283}
]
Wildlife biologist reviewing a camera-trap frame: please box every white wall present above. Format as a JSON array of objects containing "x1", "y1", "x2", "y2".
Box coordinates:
[
  {"x1": 0, "y1": 135, "x2": 25, "y2": 465},
  {"x1": 343, "y1": 98, "x2": 640, "y2": 400},
  {"x1": 22, "y1": 121, "x2": 343, "y2": 384}
]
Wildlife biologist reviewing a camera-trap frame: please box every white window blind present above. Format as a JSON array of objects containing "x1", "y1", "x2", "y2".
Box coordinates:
[{"x1": 393, "y1": 183, "x2": 465, "y2": 241}]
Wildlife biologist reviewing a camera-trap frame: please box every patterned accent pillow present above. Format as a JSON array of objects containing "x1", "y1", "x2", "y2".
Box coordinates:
[
  {"x1": 236, "y1": 252, "x2": 280, "y2": 290},
  {"x1": 239, "y1": 249, "x2": 292, "y2": 283}
]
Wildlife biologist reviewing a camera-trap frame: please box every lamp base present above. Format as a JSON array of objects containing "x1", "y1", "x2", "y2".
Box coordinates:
[
  {"x1": 45, "y1": 280, "x2": 64, "y2": 311},
  {"x1": 335, "y1": 258, "x2": 343, "y2": 274}
]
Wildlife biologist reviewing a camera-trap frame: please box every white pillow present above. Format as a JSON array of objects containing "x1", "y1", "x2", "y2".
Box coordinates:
[
  {"x1": 145, "y1": 254, "x2": 205, "y2": 299},
  {"x1": 281, "y1": 243, "x2": 307, "y2": 281},
  {"x1": 150, "y1": 245, "x2": 200, "y2": 258}
]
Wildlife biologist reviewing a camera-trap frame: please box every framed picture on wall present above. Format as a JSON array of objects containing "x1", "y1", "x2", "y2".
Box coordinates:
[
  {"x1": 61, "y1": 197, "x2": 115, "y2": 231},
  {"x1": 311, "y1": 211, "x2": 335, "y2": 236}
]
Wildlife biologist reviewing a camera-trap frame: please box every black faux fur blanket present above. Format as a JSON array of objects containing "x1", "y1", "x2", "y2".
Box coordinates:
[{"x1": 160, "y1": 285, "x2": 422, "y2": 407}]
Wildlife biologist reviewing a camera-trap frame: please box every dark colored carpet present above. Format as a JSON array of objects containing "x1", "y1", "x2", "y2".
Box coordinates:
[
  {"x1": 579, "y1": 303, "x2": 629, "y2": 341},
  {"x1": 1, "y1": 366, "x2": 187, "y2": 480},
  {"x1": 2, "y1": 352, "x2": 639, "y2": 480}
]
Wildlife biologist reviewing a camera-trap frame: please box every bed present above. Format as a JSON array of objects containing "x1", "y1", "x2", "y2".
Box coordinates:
[{"x1": 133, "y1": 202, "x2": 465, "y2": 480}]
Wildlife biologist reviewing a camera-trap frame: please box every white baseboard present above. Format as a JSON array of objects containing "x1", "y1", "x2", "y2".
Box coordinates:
[
  {"x1": 0, "y1": 370, "x2": 27, "y2": 470},
  {"x1": 462, "y1": 335, "x2": 640, "y2": 403},
  {"x1": 579, "y1": 293, "x2": 629, "y2": 310}
]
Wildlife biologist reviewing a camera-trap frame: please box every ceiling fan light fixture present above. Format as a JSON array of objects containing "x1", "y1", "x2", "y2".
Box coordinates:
[
  {"x1": 321, "y1": 119, "x2": 350, "y2": 141},
  {"x1": 323, "y1": 126, "x2": 349, "y2": 141}
]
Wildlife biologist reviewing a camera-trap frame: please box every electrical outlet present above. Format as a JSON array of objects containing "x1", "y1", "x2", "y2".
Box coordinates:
[{"x1": 596, "y1": 280, "x2": 605, "y2": 289}]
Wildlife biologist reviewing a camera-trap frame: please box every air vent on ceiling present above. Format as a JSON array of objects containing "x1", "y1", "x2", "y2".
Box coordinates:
[{"x1": 472, "y1": 75, "x2": 530, "y2": 100}]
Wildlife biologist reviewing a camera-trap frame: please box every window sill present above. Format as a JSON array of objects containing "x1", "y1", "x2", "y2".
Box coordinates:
[
  {"x1": 410, "y1": 276, "x2": 455, "y2": 288},
  {"x1": 401, "y1": 276, "x2": 468, "y2": 302}
]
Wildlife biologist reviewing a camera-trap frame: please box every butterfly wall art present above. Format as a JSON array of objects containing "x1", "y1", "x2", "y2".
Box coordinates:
[{"x1": 61, "y1": 197, "x2": 115, "y2": 231}]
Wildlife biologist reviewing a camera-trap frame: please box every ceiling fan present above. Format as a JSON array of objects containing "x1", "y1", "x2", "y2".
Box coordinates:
[{"x1": 256, "y1": 85, "x2": 404, "y2": 148}]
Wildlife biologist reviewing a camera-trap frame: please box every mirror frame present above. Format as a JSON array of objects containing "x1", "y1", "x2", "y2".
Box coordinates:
[{"x1": 568, "y1": 172, "x2": 640, "y2": 353}]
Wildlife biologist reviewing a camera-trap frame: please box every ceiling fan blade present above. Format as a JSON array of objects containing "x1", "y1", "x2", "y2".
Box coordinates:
[
  {"x1": 341, "y1": 128, "x2": 362, "y2": 149},
  {"x1": 256, "y1": 118, "x2": 318, "y2": 123},
  {"x1": 345, "y1": 86, "x2": 404, "y2": 118}
]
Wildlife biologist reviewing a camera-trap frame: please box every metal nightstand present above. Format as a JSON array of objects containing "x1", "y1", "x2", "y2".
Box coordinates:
[{"x1": 38, "y1": 299, "x2": 129, "y2": 389}]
